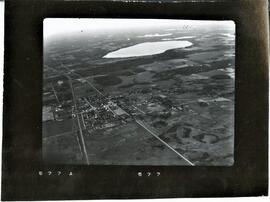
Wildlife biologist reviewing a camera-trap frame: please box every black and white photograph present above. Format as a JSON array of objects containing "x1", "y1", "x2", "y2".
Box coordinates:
[{"x1": 42, "y1": 18, "x2": 235, "y2": 166}]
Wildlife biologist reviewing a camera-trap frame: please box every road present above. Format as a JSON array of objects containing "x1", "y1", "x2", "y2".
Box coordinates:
[
  {"x1": 132, "y1": 105, "x2": 146, "y2": 114},
  {"x1": 135, "y1": 119, "x2": 194, "y2": 166},
  {"x1": 67, "y1": 75, "x2": 90, "y2": 165},
  {"x1": 47, "y1": 63, "x2": 195, "y2": 166}
]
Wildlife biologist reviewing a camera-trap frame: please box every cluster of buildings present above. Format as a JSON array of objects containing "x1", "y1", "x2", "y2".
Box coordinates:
[
  {"x1": 74, "y1": 95, "x2": 131, "y2": 131},
  {"x1": 43, "y1": 72, "x2": 212, "y2": 134}
]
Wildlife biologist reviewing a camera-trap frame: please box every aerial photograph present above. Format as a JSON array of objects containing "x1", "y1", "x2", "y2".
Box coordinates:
[{"x1": 43, "y1": 19, "x2": 235, "y2": 166}]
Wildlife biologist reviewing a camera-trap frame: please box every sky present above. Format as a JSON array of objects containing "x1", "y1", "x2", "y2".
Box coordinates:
[{"x1": 43, "y1": 18, "x2": 235, "y2": 39}]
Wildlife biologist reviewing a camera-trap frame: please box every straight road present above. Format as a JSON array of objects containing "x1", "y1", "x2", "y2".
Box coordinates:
[
  {"x1": 67, "y1": 75, "x2": 90, "y2": 165},
  {"x1": 135, "y1": 119, "x2": 195, "y2": 166},
  {"x1": 50, "y1": 63, "x2": 195, "y2": 165},
  {"x1": 132, "y1": 105, "x2": 146, "y2": 114}
]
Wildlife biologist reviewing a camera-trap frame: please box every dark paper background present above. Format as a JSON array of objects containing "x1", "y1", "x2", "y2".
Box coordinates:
[{"x1": 2, "y1": 0, "x2": 269, "y2": 200}]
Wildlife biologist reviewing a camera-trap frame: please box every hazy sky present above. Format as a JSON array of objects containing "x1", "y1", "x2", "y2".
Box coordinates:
[{"x1": 44, "y1": 18, "x2": 235, "y2": 39}]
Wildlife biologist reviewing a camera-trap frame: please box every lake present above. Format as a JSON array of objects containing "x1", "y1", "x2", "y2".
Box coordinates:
[{"x1": 103, "y1": 40, "x2": 193, "y2": 58}]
